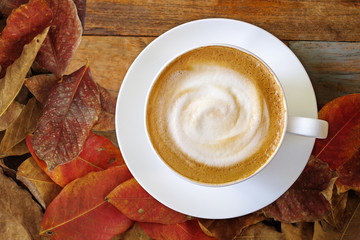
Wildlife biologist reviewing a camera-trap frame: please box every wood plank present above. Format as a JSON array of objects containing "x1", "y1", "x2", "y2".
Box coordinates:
[
  {"x1": 68, "y1": 36, "x2": 360, "y2": 108},
  {"x1": 289, "y1": 41, "x2": 360, "y2": 108},
  {"x1": 85, "y1": 0, "x2": 360, "y2": 41}
]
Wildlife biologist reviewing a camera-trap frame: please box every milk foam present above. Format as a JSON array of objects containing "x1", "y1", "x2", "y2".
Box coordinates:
[{"x1": 167, "y1": 64, "x2": 270, "y2": 167}]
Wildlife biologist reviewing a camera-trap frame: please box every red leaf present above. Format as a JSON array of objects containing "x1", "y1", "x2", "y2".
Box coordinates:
[
  {"x1": 40, "y1": 166, "x2": 133, "y2": 240},
  {"x1": 0, "y1": 0, "x2": 53, "y2": 78},
  {"x1": 312, "y1": 94, "x2": 360, "y2": 170},
  {"x1": 26, "y1": 132, "x2": 124, "y2": 187},
  {"x1": 73, "y1": 0, "x2": 86, "y2": 30},
  {"x1": 35, "y1": 0, "x2": 82, "y2": 77},
  {"x1": 107, "y1": 178, "x2": 189, "y2": 224},
  {"x1": 262, "y1": 156, "x2": 337, "y2": 222},
  {"x1": 31, "y1": 63, "x2": 101, "y2": 171},
  {"x1": 336, "y1": 147, "x2": 360, "y2": 193},
  {"x1": 139, "y1": 220, "x2": 217, "y2": 240}
]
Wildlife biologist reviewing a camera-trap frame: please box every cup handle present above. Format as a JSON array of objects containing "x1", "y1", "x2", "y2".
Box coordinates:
[{"x1": 287, "y1": 116, "x2": 328, "y2": 139}]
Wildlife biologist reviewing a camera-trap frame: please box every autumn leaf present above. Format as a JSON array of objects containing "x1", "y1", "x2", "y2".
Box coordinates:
[
  {"x1": 17, "y1": 157, "x2": 62, "y2": 209},
  {"x1": 73, "y1": 0, "x2": 87, "y2": 30},
  {"x1": 0, "y1": 168, "x2": 44, "y2": 240},
  {"x1": 107, "y1": 178, "x2": 189, "y2": 224},
  {"x1": 335, "y1": 147, "x2": 360, "y2": 193},
  {"x1": 0, "y1": 25, "x2": 49, "y2": 117},
  {"x1": 35, "y1": 0, "x2": 82, "y2": 78},
  {"x1": 198, "y1": 213, "x2": 265, "y2": 240},
  {"x1": 0, "y1": 0, "x2": 52, "y2": 78},
  {"x1": 0, "y1": 101, "x2": 23, "y2": 131},
  {"x1": 41, "y1": 166, "x2": 133, "y2": 240},
  {"x1": 27, "y1": 132, "x2": 124, "y2": 187},
  {"x1": 93, "y1": 86, "x2": 117, "y2": 131},
  {"x1": 0, "y1": 98, "x2": 42, "y2": 157},
  {"x1": 139, "y1": 220, "x2": 217, "y2": 240},
  {"x1": 116, "y1": 223, "x2": 153, "y2": 240},
  {"x1": 262, "y1": 155, "x2": 337, "y2": 222},
  {"x1": 32, "y1": 63, "x2": 101, "y2": 171},
  {"x1": 25, "y1": 74, "x2": 59, "y2": 104},
  {"x1": 235, "y1": 222, "x2": 283, "y2": 240},
  {"x1": 312, "y1": 94, "x2": 360, "y2": 170}
]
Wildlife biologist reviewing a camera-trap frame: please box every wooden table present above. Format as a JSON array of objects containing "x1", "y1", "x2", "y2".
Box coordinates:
[{"x1": 68, "y1": 0, "x2": 360, "y2": 110}]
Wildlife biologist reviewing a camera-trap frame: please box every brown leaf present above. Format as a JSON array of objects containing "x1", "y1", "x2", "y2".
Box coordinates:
[
  {"x1": 25, "y1": 74, "x2": 59, "y2": 104},
  {"x1": 0, "y1": 26, "x2": 49, "y2": 116},
  {"x1": 314, "y1": 192, "x2": 360, "y2": 240},
  {"x1": 35, "y1": 0, "x2": 82, "y2": 77},
  {"x1": 262, "y1": 155, "x2": 337, "y2": 222},
  {"x1": 17, "y1": 157, "x2": 62, "y2": 209},
  {"x1": 114, "y1": 223, "x2": 153, "y2": 240},
  {"x1": 92, "y1": 86, "x2": 117, "y2": 131},
  {"x1": 32, "y1": 63, "x2": 101, "y2": 171},
  {"x1": 73, "y1": 0, "x2": 87, "y2": 30},
  {"x1": 0, "y1": 168, "x2": 43, "y2": 240},
  {"x1": 324, "y1": 191, "x2": 349, "y2": 230},
  {"x1": 336, "y1": 147, "x2": 360, "y2": 193},
  {"x1": 107, "y1": 178, "x2": 189, "y2": 224},
  {"x1": 0, "y1": 98, "x2": 42, "y2": 157},
  {"x1": 234, "y1": 222, "x2": 284, "y2": 240},
  {"x1": 198, "y1": 213, "x2": 265, "y2": 240},
  {"x1": 0, "y1": 101, "x2": 24, "y2": 131},
  {"x1": 280, "y1": 222, "x2": 313, "y2": 240}
]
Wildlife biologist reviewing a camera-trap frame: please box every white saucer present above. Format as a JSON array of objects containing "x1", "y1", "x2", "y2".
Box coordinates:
[{"x1": 115, "y1": 18, "x2": 318, "y2": 219}]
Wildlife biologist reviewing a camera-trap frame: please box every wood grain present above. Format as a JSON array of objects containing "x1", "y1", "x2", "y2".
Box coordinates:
[
  {"x1": 68, "y1": 36, "x2": 360, "y2": 108},
  {"x1": 85, "y1": 0, "x2": 360, "y2": 41}
]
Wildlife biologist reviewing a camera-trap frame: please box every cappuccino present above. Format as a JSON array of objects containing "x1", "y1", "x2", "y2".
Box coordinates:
[{"x1": 146, "y1": 46, "x2": 286, "y2": 185}]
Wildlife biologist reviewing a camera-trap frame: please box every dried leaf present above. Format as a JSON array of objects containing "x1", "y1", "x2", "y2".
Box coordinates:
[
  {"x1": 107, "y1": 178, "x2": 189, "y2": 224},
  {"x1": 27, "y1": 132, "x2": 124, "y2": 187},
  {"x1": 139, "y1": 220, "x2": 217, "y2": 240},
  {"x1": 0, "y1": 0, "x2": 52, "y2": 78},
  {"x1": 17, "y1": 157, "x2": 62, "y2": 209},
  {"x1": 92, "y1": 130, "x2": 119, "y2": 147},
  {"x1": 32, "y1": 64, "x2": 101, "y2": 171},
  {"x1": 35, "y1": 0, "x2": 82, "y2": 77},
  {"x1": 40, "y1": 166, "x2": 133, "y2": 240},
  {"x1": 336, "y1": 147, "x2": 360, "y2": 193},
  {"x1": 0, "y1": 168, "x2": 43, "y2": 240},
  {"x1": 0, "y1": 98, "x2": 42, "y2": 157},
  {"x1": 235, "y1": 222, "x2": 284, "y2": 240},
  {"x1": 314, "y1": 192, "x2": 360, "y2": 240},
  {"x1": 115, "y1": 223, "x2": 153, "y2": 240},
  {"x1": 312, "y1": 94, "x2": 360, "y2": 170},
  {"x1": 198, "y1": 213, "x2": 265, "y2": 240},
  {"x1": 0, "y1": 101, "x2": 24, "y2": 131},
  {"x1": 73, "y1": 0, "x2": 87, "y2": 30},
  {"x1": 92, "y1": 86, "x2": 117, "y2": 131},
  {"x1": 0, "y1": 26, "x2": 49, "y2": 117},
  {"x1": 25, "y1": 74, "x2": 59, "y2": 104},
  {"x1": 280, "y1": 222, "x2": 313, "y2": 240},
  {"x1": 0, "y1": 0, "x2": 28, "y2": 17},
  {"x1": 262, "y1": 155, "x2": 337, "y2": 222}
]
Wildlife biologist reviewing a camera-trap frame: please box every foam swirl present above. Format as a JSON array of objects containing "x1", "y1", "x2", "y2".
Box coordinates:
[{"x1": 167, "y1": 64, "x2": 269, "y2": 167}]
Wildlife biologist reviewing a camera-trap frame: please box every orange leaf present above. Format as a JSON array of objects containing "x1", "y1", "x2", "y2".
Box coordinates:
[
  {"x1": 139, "y1": 220, "x2": 217, "y2": 240},
  {"x1": 40, "y1": 166, "x2": 133, "y2": 240},
  {"x1": 335, "y1": 147, "x2": 360, "y2": 193},
  {"x1": 312, "y1": 94, "x2": 360, "y2": 170},
  {"x1": 107, "y1": 178, "x2": 189, "y2": 224},
  {"x1": 26, "y1": 132, "x2": 125, "y2": 187}
]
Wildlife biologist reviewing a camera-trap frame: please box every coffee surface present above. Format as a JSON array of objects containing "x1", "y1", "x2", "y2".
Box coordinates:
[{"x1": 146, "y1": 46, "x2": 286, "y2": 184}]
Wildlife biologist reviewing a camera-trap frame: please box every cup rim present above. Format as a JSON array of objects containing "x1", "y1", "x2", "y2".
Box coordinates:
[{"x1": 144, "y1": 43, "x2": 289, "y2": 187}]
